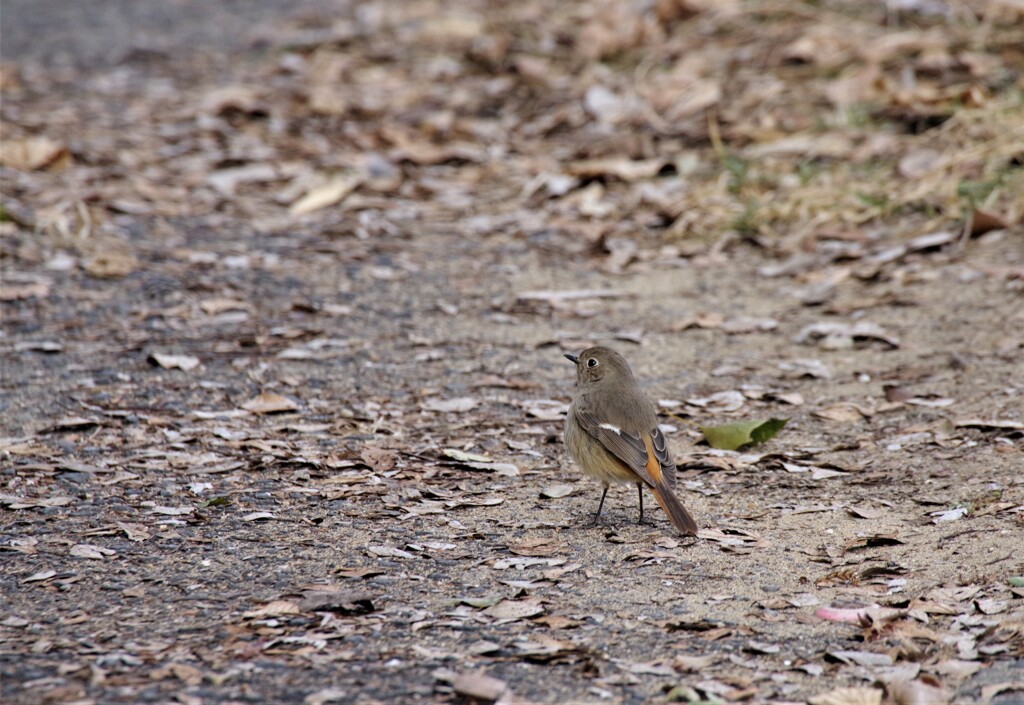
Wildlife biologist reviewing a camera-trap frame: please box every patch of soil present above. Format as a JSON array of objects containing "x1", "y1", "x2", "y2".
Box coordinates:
[{"x1": 2, "y1": 2, "x2": 1022, "y2": 704}]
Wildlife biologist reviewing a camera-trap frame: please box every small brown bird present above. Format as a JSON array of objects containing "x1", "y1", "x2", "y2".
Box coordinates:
[{"x1": 564, "y1": 346, "x2": 698, "y2": 536}]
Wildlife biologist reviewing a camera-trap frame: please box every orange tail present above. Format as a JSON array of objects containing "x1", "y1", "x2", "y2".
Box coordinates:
[
  {"x1": 642, "y1": 433, "x2": 698, "y2": 537},
  {"x1": 651, "y1": 480, "x2": 698, "y2": 536}
]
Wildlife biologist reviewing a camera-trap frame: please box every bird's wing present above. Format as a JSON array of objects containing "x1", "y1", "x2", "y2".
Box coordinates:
[
  {"x1": 648, "y1": 424, "x2": 676, "y2": 489},
  {"x1": 572, "y1": 405, "x2": 657, "y2": 487}
]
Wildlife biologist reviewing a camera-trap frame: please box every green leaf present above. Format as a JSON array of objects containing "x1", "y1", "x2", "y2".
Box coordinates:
[
  {"x1": 700, "y1": 418, "x2": 788, "y2": 451},
  {"x1": 1008, "y1": 576, "x2": 1024, "y2": 588}
]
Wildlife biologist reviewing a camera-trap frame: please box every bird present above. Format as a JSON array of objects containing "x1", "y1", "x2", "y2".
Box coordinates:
[{"x1": 563, "y1": 346, "x2": 698, "y2": 536}]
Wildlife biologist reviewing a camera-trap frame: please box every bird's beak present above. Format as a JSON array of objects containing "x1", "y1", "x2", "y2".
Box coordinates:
[{"x1": 564, "y1": 353, "x2": 579, "y2": 364}]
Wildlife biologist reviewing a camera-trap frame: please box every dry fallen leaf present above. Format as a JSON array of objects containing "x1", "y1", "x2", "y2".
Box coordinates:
[
  {"x1": 423, "y1": 397, "x2": 479, "y2": 413},
  {"x1": 508, "y1": 537, "x2": 565, "y2": 557},
  {"x1": 201, "y1": 84, "x2": 263, "y2": 114},
  {"x1": 297, "y1": 589, "x2": 375, "y2": 613},
  {"x1": 303, "y1": 687, "x2": 348, "y2": 705},
  {"x1": 672, "y1": 653, "x2": 716, "y2": 671},
  {"x1": 980, "y1": 683, "x2": 1024, "y2": 702},
  {"x1": 565, "y1": 157, "x2": 666, "y2": 181},
  {"x1": 533, "y1": 615, "x2": 582, "y2": 630},
  {"x1": 290, "y1": 173, "x2": 362, "y2": 215},
  {"x1": 778, "y1": 358, "x2": 832, "y2": 379},
  {"x1": 816, "y1": 605, "x2": 878, "y2": 623},
  {"x1": 0, "y1": 279, "x2": 51, "y2": 301},
  {"x1": 0, "y1": 493, "x2": 74, "y2": 509},
  {"x1": 117, "y1": 523, "x2": 151, "y2": 542},
  {"x1": 441, "y1": 448, "x2": 519, "y2": 476},
  {"x1": 540, "y1": 484, "x2": 575, "y2": 499},
  {"x1": 932, "y1": 659, "x2": 981, "y2": 679},
  {"x1": 207, "y1": 163, "x2": 279, "y2": 195},
  {"x1": 7, "y1": 537, "x2": 39, "y2": 554},
  {"x1": 827, "y1": 650, "x2": 894, "y2": 667},
  {"x1": 483, "y1": 598, "x2": 545, "y2": 621},
  {"x1": 0, "y1": 136, "x2": 70, "y2": 170},
  {"x1": 85, "y1": 252, "x2": 138, "y2": 279},
  {"x1": 814, "y1": 403, "x2": 871, "y2": 423},
  {"x1": 148, "y1": 506, "x2": 194, "y2": 516},
  {"x1": 360, "y1": 446, "x2": 398, "y2": 472},
  {"x1": 954, "y1": 418, "x2": 1024, "y2": 432},
  {"x1": 517, "y1": 289, "x2": 625, "y2": 304},
  {"x1": 22, "y1": 570, "x2": 58, "y2": 583},
  {"x1": 200, "y1": 298, "x2": 250, "y2": 315},
  {"x1": 930, "y1": 507, "x2": 968, "y2": 523},
  {"x1": 905, "y1": 395, "x2": 955, "y2": 409},
  {"x1": 795, "y1": 321, "x2": 900, "y2": 349},
  {"x1": 583, "y1": 84, "x2": 632, "y2": 124},
  {"x1": 897, "y1": 148, "x2": 942, "y2": 179},
  {"x1": 148, "y1": 353, "x2": 201, "y2": 371},
  {"x1": 243, "y1": 600, "x2": 303, "y2": 619},
  {"x1": 242, "y1": 392, "x2": 299, "y2": 414},
  {"x1": 451, "y1": 671, "x2": 508, "y2": 702},
  {"x1": 968, "y1": 208, "x2": 1010, "y2": 237},
  {"x1": 44, "y1": 416, "x2": 101, "y2": 432},
  {"x1": 769, "y1": 391, "x2": 805, "y2": 406},
  {"x1": 367, "y1": 545, "x2": 415, "y2": 559},
  {"x1": 441, "y1": 448, "x2": 492, "y2": 463},
  {"x1": 671, "y1": 311, "x2": 726, "y2": 331},
  {"x1": 519, "y1": 399, "x2": 569, "y2": 420},
  {"x1": 719, "y1": 316, "x2": 779, "y2": 334},
  {"x1": 809, "y1": 687, "x2": 883, "y2": 705},
  {"x1": 888, "y1": 678, "x2": 952, "y2": 705},
  {"x1": 975, "y1": 598, "x2": 1008, "y2": 615},
  {"x1": 622, "y1": 659, "x2": 676, "y2": 676},
  {"x1": 69, "y1": 544, "x2": 116, "y2": 559},
  {"x1": 697, "y1": 527, "x2": 770, "y2": 549},
  {"x1": 687, "y1": 390, "x2": 746, "y2": 413},
  {"x1": 847, "y1": 506, "x2": 884, "y2": 519},
  {"x1": 843, "y1": 534, "x2": 904, "y2": 553}
]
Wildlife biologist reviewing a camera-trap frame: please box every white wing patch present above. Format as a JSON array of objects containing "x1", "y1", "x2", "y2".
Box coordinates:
[{"x1": 599, "y1": 422, "x2": 622, "y2": 435}]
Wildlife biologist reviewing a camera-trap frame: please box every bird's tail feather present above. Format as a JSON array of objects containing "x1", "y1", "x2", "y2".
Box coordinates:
[{"x1": 651, "y1": 480, "x2": 698, "y2": 536}]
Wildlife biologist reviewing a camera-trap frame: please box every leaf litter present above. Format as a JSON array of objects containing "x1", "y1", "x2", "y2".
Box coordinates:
[{"x1": 1, "y1": 0, "x2": 1022, "y2": 703}]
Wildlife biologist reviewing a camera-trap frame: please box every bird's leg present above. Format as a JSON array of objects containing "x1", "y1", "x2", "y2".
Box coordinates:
[
  {"x1": 636, "y1": 482, "x2": 645, "y2": 524},
  {"x1": 593, "y1": 483, "x2": 610, "y2": 524}
]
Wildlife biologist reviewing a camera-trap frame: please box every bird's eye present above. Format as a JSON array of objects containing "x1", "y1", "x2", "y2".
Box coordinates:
[{"x1": 587, "y1": 358, "x2": 598, "y2": 368}]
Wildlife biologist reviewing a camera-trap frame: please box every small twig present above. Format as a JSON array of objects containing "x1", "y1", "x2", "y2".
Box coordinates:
[
  {"x1": 707, "y1": 108, "x2": 725, "y2": 159},
  {"x1": 984, "y1": 552, "x2": 1014, "y2": 566},
  {"x1": 957, "y1": 207, "x2": 974, "y2": 249},
  {"x1": 937, "y1": 527, "x2": 986, "y2": 547}
]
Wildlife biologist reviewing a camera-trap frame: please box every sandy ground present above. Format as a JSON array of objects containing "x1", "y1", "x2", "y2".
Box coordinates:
[{"x1": 2, "y1": 1, "x2": 1022, "y2": 704}]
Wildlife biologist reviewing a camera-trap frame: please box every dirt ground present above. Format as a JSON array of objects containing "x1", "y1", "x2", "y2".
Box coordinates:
[{"x1": 2, "y1": 1, "x2": 1023, "y2": 704}]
